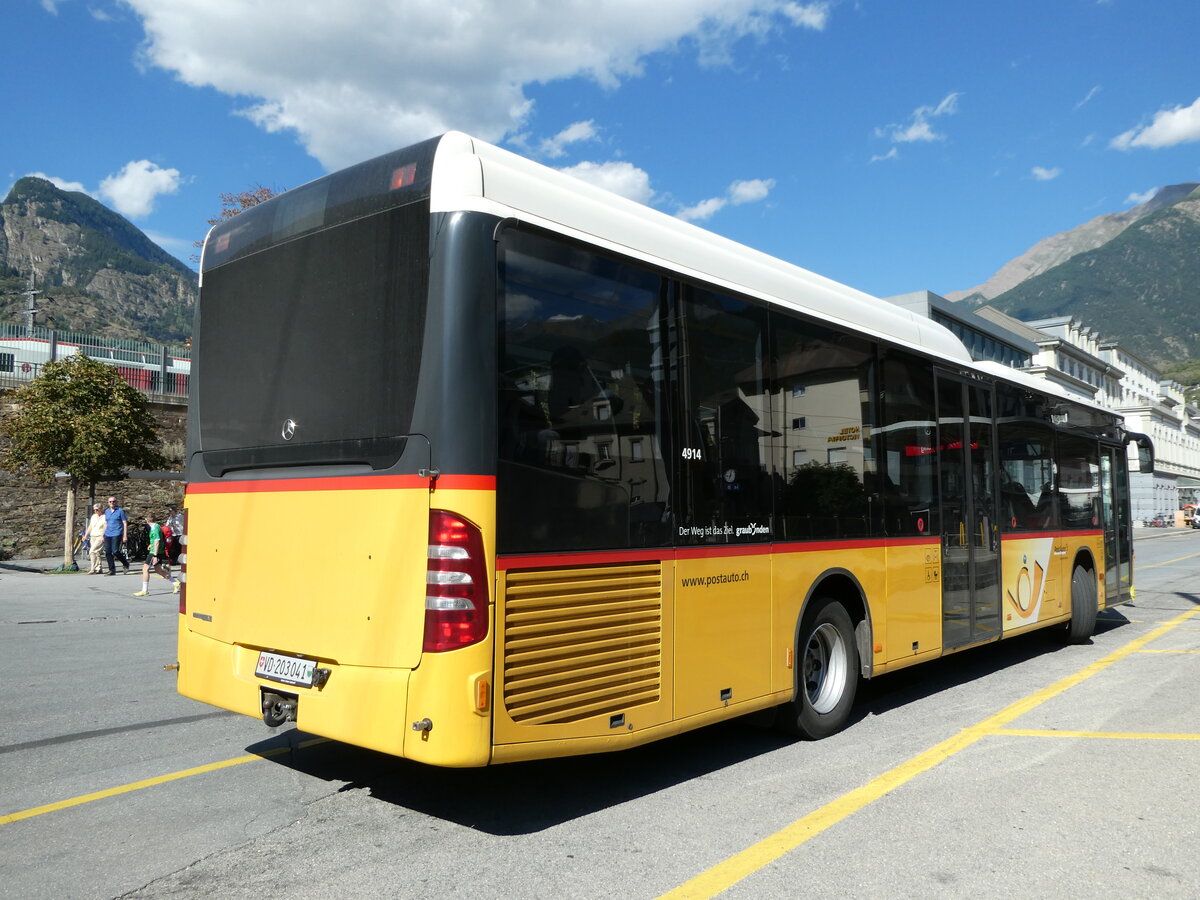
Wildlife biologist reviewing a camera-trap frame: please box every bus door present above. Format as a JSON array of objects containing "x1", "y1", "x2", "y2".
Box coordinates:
[
  {"x1": 1099, "y1": 445, "x2": 1132, "y2": 604},
  {"x1": 936, "y1": 374, "x2": 1001, "y2": 648}
]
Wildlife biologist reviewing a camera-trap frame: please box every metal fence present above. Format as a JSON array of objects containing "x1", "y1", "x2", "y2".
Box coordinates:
[{"x1": 0, "y1": 321, "x2": 190, "y2": 401}]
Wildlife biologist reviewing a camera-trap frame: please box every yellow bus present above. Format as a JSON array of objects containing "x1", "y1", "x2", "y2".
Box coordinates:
[{"x1": 178, "y1": 133, "x2": 1151, "y2": 766}]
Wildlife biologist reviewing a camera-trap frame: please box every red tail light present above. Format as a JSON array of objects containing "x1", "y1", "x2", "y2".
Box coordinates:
[{"x1": 424, "y1": 510, "x2": 489, "y2": 652}]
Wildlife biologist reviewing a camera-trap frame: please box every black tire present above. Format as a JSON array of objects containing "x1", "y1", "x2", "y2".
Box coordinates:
[
  {"x1": 780, "y1": 597, "x2": 859, "y2": 740},
  {"x1": 1066, "y1": 564, "x2": 1098, "y2": 644}
]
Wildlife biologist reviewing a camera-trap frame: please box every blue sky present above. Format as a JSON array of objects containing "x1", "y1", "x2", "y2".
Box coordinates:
[{"x1": 5, "y1": 0, "x2": 1199, "y2": 299}]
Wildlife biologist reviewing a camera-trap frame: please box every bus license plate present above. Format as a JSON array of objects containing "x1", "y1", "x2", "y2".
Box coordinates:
[{"x1": 255, "y1": 651, "x2": 315, "y2": 688}]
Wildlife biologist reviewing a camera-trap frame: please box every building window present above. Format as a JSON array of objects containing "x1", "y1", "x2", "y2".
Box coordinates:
[{"x1": 792, "y1": 416, "x2": 806, "y2": 430}]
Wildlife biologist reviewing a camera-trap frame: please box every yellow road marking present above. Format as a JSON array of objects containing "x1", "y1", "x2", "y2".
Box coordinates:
[
  {"x1": 659, "y1": 605, "x2": 1200, "y2": 900},
  {"x1": 0, "y1": 737, "x2": 327, "y2": 827},
  {"x1": 1138, "y1": 551, "x2": 1200, "y2": 570},
  {"x1": 1135, "y1": 648, "x2": 1200, "y2": 654},
  {"x1": 988, "y1": 728, "x2": 1200, "y2": 741}
]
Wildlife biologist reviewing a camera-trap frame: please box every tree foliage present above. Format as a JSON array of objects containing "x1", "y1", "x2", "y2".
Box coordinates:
[
  {"x1": 2, "y1": 354, "x2": 167, "y2": 484},
  {"x1": 193, "y1": 185, "x2": 279, "y2": 258},
  {"x1": 1163, "y1": 358, "x2": 1200, "y2": 405},
  {"x1": 2, "y1": 354, "x2": 168, "y2": 569}
]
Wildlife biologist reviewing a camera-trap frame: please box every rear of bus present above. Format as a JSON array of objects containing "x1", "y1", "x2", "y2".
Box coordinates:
[{"x1": 177, "y1": 136, "x2": 501, "y2": 766}]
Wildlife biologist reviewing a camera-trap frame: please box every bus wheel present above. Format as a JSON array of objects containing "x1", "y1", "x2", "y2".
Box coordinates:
[
  {"x1": 1066, "y1": 565, "x2": 1098, "y2": 644},
  {"x1": 782, "y1": 598, "x2": 859, "y2": 740}
]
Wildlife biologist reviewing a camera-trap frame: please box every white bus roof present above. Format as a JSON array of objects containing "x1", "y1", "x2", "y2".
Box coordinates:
[{"x1": 429, "y1": 132, "x2": 973, "y2": 367}]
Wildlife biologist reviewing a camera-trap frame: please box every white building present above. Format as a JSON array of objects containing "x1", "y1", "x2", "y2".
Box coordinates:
[
  {"x1": 887, "y1": 302, "x2": 1200, "y2": 523},
  {"x1": 974, "y1": 310, "x2": 1200, "y2": 521}
]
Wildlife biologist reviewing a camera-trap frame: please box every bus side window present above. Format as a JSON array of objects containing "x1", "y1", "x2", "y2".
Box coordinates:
[
  {"x1": 997, "y1": 385, "x2": 1057, "y2": 532},
  {"x1": 497, "y1": 231, "x2": 671, "y2": 554}
]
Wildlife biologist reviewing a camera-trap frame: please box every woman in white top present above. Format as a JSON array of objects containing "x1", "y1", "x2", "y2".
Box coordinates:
[{"x1": 84, "y1": 504, "x2": 107, "y2": 573}]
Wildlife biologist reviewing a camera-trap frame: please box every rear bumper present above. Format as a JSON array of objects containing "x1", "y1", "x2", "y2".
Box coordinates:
[
  {"x1": 177, "y1": 622, "x2": 494, "y2": 766},
  {"x1": 177, "y1": 624, "x2": 411, "y2": 756}
]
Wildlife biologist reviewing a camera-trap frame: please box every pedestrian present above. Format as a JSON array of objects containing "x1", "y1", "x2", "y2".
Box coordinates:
[
  {"x1": 165, "y1": 506, "x2": 184, "y2": 564},
  {"x1": 133, "y1": 512, "x2": 178, "y2": 597},
  {"x1": 102, "y1": 495, "x2": 130, "y2": 576},
  {"x1": 83, "y1": 503, "x2": 107, "y2": 573}
]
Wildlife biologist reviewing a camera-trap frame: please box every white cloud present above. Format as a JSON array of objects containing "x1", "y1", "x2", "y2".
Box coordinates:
[
  {"x1": 539, "y1": 121, "x2": 599, "y2": 159},
  {"x1": 677, "y1": 176, "x2": 775, "y2": 222},
  {"x1": 558, "y1": 160, "x2": 655, "y2": 204},
  {"x1": 120, "y1": 1, "x2": 835, "y2": 171},
  {"x1": 1074, "y1": 85, "x2": 1101, "y2": 109},
  {"x1": 1111, "y1": 96, "x2": 1200, "y2": 150},
  {"x1": 869, "y1": 147, "x2": 899, "y2": 163},
  {"x1": 781, "y1": 2, "x2": 830, "y2": 30},
  {"x1": 677, "y1": 196, "x2": 729, "y2": 222},
  {"x1": 729, "y1": 178, "x2": 775, "y2": 204},
  {"x1": 877, "y1": 91, "x2": 961, "y2": 146},
  {"x1": 25, "y1": 172, "x2": 89, "y2": 194},
  {"x1": 1125, "y1": 187, "x2": 1158, "y2": 205},
  {"x1": 40, "y1": 0, "x2": 65, "y2": 13},
  {"x1": 98, "y1": 160, "x2": 183, "y2": 218},
  {"x1": 1031, "y1": 166, "x2": 1061, "y2": 181}
]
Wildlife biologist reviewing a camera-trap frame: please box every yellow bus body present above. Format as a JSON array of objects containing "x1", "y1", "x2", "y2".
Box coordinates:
[{"x1": 179, "y1": 475, "x2": 1112, "y2": 766}]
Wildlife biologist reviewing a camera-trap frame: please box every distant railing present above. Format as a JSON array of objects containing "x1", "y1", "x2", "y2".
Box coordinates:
[{"x1": 0, "y1": 321, "x2": 190, "y2": 402}]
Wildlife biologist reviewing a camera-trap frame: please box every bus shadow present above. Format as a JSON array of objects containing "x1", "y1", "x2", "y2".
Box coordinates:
[
  {"x1": 853, "y1": 609, "x2": 1133, "y2": 722},
  {"x1": 246, "y1": 612, "x2": 1138, "y2": 835},
  {"x1": 246, "y1": 718, "x2": 794, "y2": 835}
]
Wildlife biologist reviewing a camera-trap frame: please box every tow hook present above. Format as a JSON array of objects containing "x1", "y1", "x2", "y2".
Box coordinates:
[{"x1": 261, "y1": 690, "x2": 298, "y2": 727}]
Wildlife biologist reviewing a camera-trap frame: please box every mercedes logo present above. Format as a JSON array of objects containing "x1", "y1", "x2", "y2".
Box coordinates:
[{"x1": 281, "y1": 418, "x2": 297, "y2": 441}]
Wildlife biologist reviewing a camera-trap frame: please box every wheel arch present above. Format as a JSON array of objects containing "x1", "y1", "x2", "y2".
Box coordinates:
[
  {"x1": 796, "y1": 568, "x2": 874, "y2": 681},
  {"x1": 1073, "y1": 546, "x2": 1097, "y2": 576}
]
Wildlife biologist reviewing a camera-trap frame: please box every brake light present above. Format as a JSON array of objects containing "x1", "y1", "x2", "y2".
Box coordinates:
[{"x1": 424, "y1": 510, "x2": 489, "y2": 652}]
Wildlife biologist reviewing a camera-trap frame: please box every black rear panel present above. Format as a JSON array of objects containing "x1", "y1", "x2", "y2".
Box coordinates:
[{"x1": 196, "y1": 200, "x2": 429, "y2": 473}]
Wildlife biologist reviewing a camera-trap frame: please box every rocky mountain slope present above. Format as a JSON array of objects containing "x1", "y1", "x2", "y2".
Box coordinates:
[
  {"x1": 947, "y1": 183, "x2": 1199, "y2": 304},
  {"x1": 0, "y1": 177, "x2": 196, "y2": 343},
  {"x1": 976, "y1": 185, "x2": 1200, "y2": 365}
]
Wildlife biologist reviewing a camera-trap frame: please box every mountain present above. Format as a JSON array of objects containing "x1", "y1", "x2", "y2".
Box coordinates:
[
  {"x1": 947, "y1": 183, "x2": 1199, "y2": 304},
  {"x1": 973, "y1": 184, "x2": 1200, "y2": 365},
  {"x1": 0, "y1": 177, "x2": 196, "y2": 343}
]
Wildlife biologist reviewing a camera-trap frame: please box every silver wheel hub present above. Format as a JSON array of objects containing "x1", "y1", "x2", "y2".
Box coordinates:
[{"x1": 804, "y1": 622, "x2": 848, "y2": 714}]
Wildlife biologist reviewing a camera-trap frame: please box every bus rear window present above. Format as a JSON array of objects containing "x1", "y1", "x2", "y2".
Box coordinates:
[{"x1": 196, "y1": 201, "x2": 429, "y2": 471}]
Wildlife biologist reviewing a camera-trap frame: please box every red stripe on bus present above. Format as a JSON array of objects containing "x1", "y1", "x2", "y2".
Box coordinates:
[
  {"x1": 186, "y1": 473, "x2": 496, "y2": 495},
  {"x1": 433, "y1": 475, "x2": 497, "y2": 491},
  {"x1": 999, "y1": 530, "x2": 1103, "y2": 540},
  {"x1": 497, "y1": 537, "x2": 933, "y2": 570},
  {"x1": 773, "y1": 538, "x2": 924, "y2": 553},
  {"x1": 497, "y1": 549, "x2": 664, "y2": 570},
  {"x1": 674, "y1": 545, "x2": 773, "y2": 560},
  {"x1": 187, "y1": 475, "x2": 425, "y2": 494}
]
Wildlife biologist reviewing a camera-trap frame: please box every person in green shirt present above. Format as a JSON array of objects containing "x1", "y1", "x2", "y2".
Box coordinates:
[{"x1": 133, "y1": 512, "x2": 179, "y2": 597}]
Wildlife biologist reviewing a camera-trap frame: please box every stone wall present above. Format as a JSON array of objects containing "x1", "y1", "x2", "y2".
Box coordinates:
[{"x1": 0, "y1": 391, "x2": 187, "y2": 559}]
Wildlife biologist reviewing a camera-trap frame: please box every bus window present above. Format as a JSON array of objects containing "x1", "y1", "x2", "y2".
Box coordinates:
[
  {"x1": 878, "y1": 352, "x2": 937, "y2": 538},
  {"x1": 998, "y1": 422, "x2": 1056, "y2": 531},
  {"x1": 1056, "y1": 434, "x2": 1101, "y2": 530},
  {"x1": 497, "y1": 230, "x2": 670, "y2": 553},
  {"x1": 675, "y1": 286, "x2": 770, "y2": 543},
  {"x1": 772, "y1": 315, "x2": 877, "y2": 540}
]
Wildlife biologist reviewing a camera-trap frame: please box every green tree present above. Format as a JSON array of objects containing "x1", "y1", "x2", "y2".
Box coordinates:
[
  {"x1": 1, "y1": 355, "x2": 167, "y2": 570},
  {"x1": 1163, "y1": 358, "x2": 1200, "y2": 405}
]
